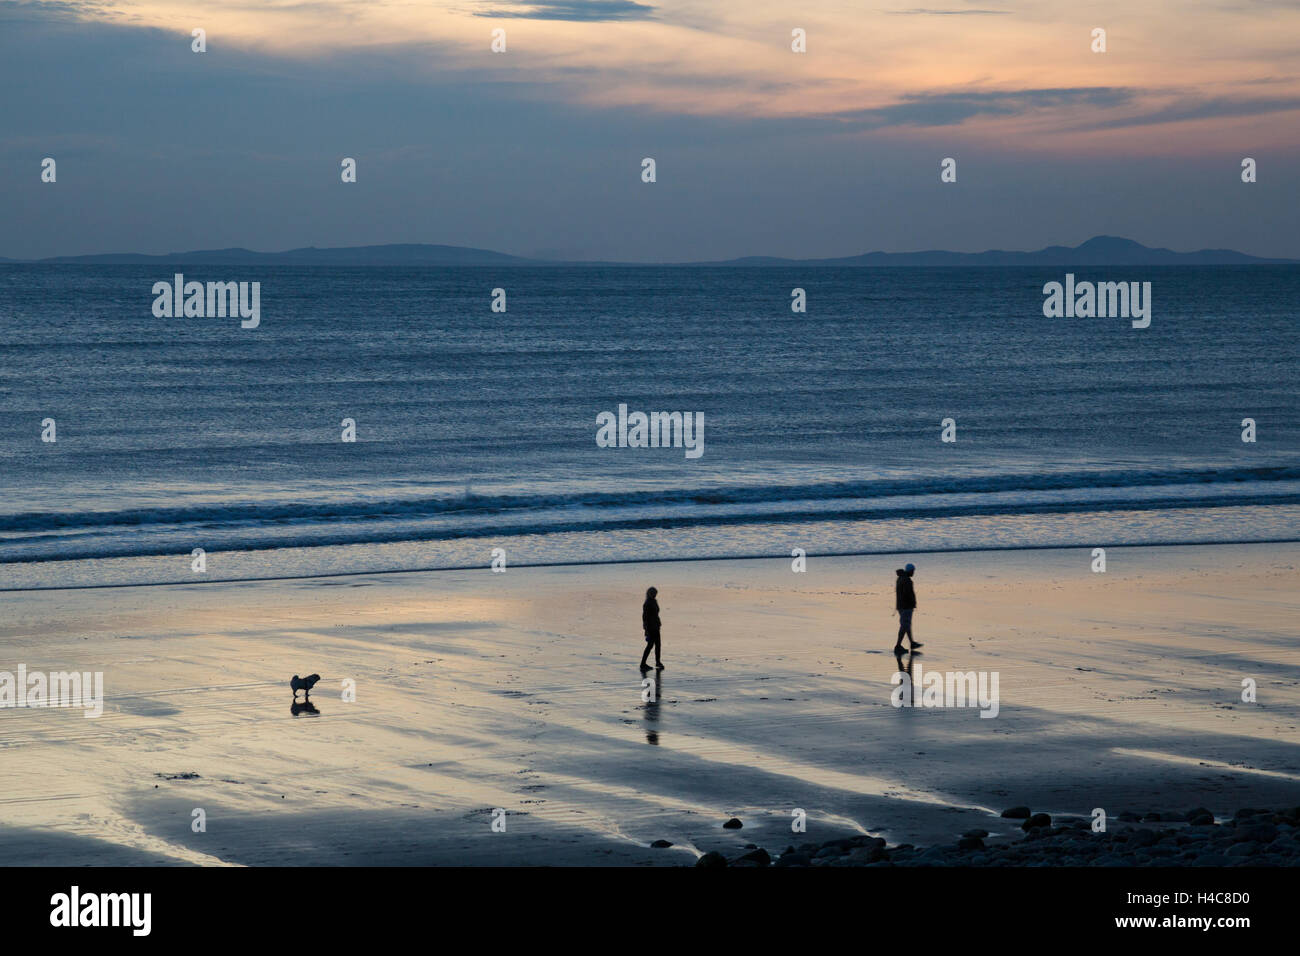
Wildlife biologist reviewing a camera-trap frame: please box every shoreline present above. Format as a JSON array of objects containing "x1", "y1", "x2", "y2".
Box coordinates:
[{"x1": 3, "y1": 536, "x2": 1299, "y2": 593}]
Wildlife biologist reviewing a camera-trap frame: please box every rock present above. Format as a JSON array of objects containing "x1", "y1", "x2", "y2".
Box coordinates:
[
  {"x1": 774, "y1": 852, "x2": 810, "y2": 867},
  {"x1": 1225, "y1": 842, "x2": 1258, "y2": 857},
  {"x1": 1022, "y1": 813, "x2": 1052, "y2": 831},
  {"x1": 1129, "y1": 829, "x2": 1158, "y2": 848},
  {"x1": 1001, "y1": 806, "x2": 1031, "y2": 819},
  {"x1": 1117, "y1": 811, "x2": 1142, "y2": 822},
  {"x1": 958, "y1": 836, "x2": 985, "y2": 850},
  {"x1": 695, "y1": 851, "x2": 727, "y2": 868},
  {"x1": 815, "y1": 845, "x2": 843, "y2": 859},
  {"x1": 735, "y1": 847, "x2": 771, "y2": 866},
  {"x1": 963, "y1": 829, "x2": 989, "y2": 839},
  {"x1": 849, "y1": 846, "x2": 887, "y2": 863},
  {"x1": 1189, "y1": 813, "x2": 1215, "y2": 827},
  {"x1": 722, "y1": 817, "x2": 743, "y2": 830},
  {"x1": 650, "y1": 839, "x2": 673, "y2": 848},
  {"x1": 1241, "y1": 824, "x2": 1279, "y2": 844}
]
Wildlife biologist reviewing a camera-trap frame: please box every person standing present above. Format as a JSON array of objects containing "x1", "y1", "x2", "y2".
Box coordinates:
[
  {"x1": 894, "y1": 563, "x2": 923, "y2": 653},
  {"x1": 640, "y1": 586, "x2": 663, "y2": 671}
]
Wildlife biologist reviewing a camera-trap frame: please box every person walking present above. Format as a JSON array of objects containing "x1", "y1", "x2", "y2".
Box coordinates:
[
  {"x1": 640, "y1": 586, "x2": 664, "y2": 671},
  {"x1": 894, "y1": 563, "x2": 923, "y2": 653}
]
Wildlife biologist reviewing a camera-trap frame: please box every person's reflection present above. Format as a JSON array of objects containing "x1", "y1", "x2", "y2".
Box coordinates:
[
  {"x1": 643, "y1": 671, "x2": 661, "y2": 745},
  {"x1": 893, "y1": 646, "x2": 915, "y2": 708}
]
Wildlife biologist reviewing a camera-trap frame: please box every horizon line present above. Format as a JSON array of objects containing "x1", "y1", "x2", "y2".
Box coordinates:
[{"x1": 4, "y1": 235, "x2": 1298, "y2": 267}]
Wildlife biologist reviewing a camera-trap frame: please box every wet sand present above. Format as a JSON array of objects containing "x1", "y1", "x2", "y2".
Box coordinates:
[{"x1": 1, "y1": 543, "x2": 1298, "y2": 865}]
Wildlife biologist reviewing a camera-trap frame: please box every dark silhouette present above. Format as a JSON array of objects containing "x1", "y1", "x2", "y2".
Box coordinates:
[
  {"x1": 290, "y1": 673, "x2": 321, "y2": 698},
  {"x1": 291, "y1": 699, "x2": 320, "y2": 717},
  {"x1": 640, "y1": 587, "x2": 663, "y2": 671},
  {"x1": 894, "y1": 564, "x2": 923, "y2": 653}
]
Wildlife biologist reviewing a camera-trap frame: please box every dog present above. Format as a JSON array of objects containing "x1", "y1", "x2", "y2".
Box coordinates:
[{"x1": 290, "y1": 673, "x2": 321, "y2": 698}]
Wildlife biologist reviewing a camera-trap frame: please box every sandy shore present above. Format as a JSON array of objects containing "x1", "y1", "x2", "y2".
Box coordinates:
[{"x1": 1, "y1": 543, "x2": 1298, "y2": 865}]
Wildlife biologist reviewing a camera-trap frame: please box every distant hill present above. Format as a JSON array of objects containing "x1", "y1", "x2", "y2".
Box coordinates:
[
  {"x1": 5, "y1": 236, "x2": 1294, "y2": 267},
  {"x1": 692, "y1": 236, "x2": 1297, "y2": 267}
]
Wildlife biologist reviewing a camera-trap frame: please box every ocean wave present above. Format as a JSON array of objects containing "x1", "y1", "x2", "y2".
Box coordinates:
[
  {"x1": 1, "y1": 464, "x2": 1296, "y2": 536},
  {"x1": 1, "y1": 488, "x2": 1297, "y2": 564}
]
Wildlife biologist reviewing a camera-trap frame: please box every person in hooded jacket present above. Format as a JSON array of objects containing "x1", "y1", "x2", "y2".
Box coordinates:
[
  {"x1": 894, "y1": 563, "x2": 923, "y2": 654},
  {"x1": 640, "y1": 586, "x2": 664, "y2": 671}
]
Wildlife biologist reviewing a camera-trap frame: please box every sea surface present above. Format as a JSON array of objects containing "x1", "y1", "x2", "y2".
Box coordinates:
[{"x1": 1, "y1": 264, "x2": 1297, "y2": 588}]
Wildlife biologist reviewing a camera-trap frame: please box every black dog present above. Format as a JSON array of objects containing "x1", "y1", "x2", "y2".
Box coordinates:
[{"x1": 290, "y1": 673, "x2": 321, "y2": 698}]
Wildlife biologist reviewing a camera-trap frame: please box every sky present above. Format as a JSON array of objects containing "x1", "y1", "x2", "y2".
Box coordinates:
[{"x1": 2, "y1": 0, "x2": 1299, "y2": 260}]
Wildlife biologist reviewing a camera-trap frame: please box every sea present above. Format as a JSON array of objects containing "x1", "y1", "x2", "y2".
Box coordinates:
[{"x1": 1, "y1": 264, "x2": 1296, "y2": 589}]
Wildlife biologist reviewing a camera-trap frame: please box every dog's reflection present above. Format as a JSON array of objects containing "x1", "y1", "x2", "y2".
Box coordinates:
[{"x1": 291, "y1": 698, "x2": 321, "y2": 717}]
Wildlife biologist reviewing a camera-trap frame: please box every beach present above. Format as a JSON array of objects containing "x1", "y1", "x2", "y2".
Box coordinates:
[{"x1": 2, "y1": 541, "x2": 1297, "y2": 866}]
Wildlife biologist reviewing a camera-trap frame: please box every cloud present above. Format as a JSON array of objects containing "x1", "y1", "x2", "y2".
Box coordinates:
[
  {"x1": 1071, "y1": 93, "x2": 1300, "y2": 130},
  {"x1": 471, "y1": 0, "x2": 656, "y2": 21},
  {"x1": 832, "y1": 87, "x2": 1135, "y2": 130},
  {"x1": 887, "y1": 7, "x2": 1011, "y2": 14}
]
